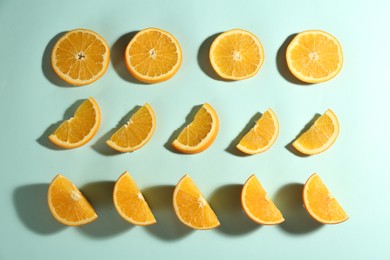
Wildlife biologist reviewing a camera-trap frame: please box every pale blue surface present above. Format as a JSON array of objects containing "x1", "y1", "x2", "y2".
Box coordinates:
[{"x1": 1, "y1": 0, "x2": 389, "y2": 259}]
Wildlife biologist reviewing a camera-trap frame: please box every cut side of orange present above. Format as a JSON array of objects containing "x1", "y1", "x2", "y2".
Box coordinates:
[
  {"x1": 113, "y1": 171, "x2": 156, "y2": 226},
  {"x1": 286, "y1": 30, "x2": 343, "y2": 83},
  {"x1": 106, "y1": 103, "x2": 156, "y2": 152},
  {"x1": 48, "y1": 174, "x2": 97, "y2": 226},
  {"x1": 171, "y1": 103, "x2": 219, "y2": 154},
  {"x1": 209, "y1": 29, "x2": 264, "y2": 80},
  {"x1": 241, "y1": 175, "x2": 284, "y2": 225},
  {"x1": 292, "y1": 109, "x2": 339, "y2": 155},
  {"x1": 236, "y1": 109, "x2": 279, "y2": 154},
  {"x1": 303, "y1": 174, "x2": 348, "y2": 224},
  {"x1": 125, "y1": 28, "x2": 182, "y2": 83},
  {"x1": 49, "y1": 97, "x2": 101, "y2": 149},
  {"x1": 173, "y1": 175, "x2": 220, "y2": 230},
  {"x1": 51, "y1": 28, "x2": 110, "y2": 86}
]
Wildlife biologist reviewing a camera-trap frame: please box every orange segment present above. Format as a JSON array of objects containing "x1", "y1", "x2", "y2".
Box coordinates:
[
  {"x1": 209, "y1": 29, "x2": 264, "y2": 80},
  {"x1": 173, "y1": 175, "x2": 220, "y2": 230},
  {"x1": 48, "y1": 174, "x2": 97, "y2": 226},
  {"x1": 113, "y1": 171, "x2": 156, "y2": 226},
  {"x1": 106, "y1": 103, "x2": 156, "y2": 152},
  {"x1": 236, "y1": 109, "x2": 279, "y2": 154},
  {"x1": 303, "y1": 174, "x2": 348, "y2": 224},
  {"x1": 241, "y1": 175, "x2": 284, "y2": 225},
  {"x1": 171, "y1": 103, "x2": 219, "y2": 154},
  {"x1": 286, "y1": 30, "x2": 343, "y2": 83},
  {"x1": 125, "y1": 28, "x2": 182, "y2": 83},
  {"x1": 51, "y1": 28, "x2": 110, "y2": 86},
  {"x1": 48, "y1": 97, "x2": 101, "y2": 148},
  {"x1": 292, "y1": 109, "x2": 339, "y2": 155}
]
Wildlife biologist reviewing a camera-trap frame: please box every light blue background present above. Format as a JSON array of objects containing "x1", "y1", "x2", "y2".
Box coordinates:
[{"x1": 1, "y1": 0, "x2": 389, "y2": 259}]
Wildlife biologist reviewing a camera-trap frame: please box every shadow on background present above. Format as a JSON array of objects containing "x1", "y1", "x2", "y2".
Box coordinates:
[
  {"x1": 210, "y1": 184, "x2": 260, "y2": 235},
  {"x1": 13, "y1": 184, "x2": 66, "y2": 234},
  {"x1": 78, "y1": 181, "x2": 133, "y2": 238},
  {"x1": 225, "y1": 112, "x2": 262, "y2": 157},
  {"x1": 274, "y1": 183, "x2": 322, "y2": 234},
  {"x1": 143, "y1": 185, "x2": 193, "y2": 240}
]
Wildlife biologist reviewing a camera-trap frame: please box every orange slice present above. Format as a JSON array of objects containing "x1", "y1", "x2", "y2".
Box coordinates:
[
  {"x1": 113, "y1": 171, "x2": 156, "y2": 226},
  {"x1": 286, "y1": 30, "x2": 343, "y2": 83},
  {"x1": 125, "y1": 28, "x2": 182, "y2": 83},
  {"x1": 48, "y1": 97, "x2": 101, "y2": 148},
  {"x1": 292, "y1": 109, "x2": 339, "y2": 155},
  {"x1": 209, "y1": 29, "x2": 264, "y2": 80},
  {"x1": 106, "y1": 103, "x2": 156, "y2": 152},
  {"x1": 48, "y1": 174, "x2": 97, "y2": 226},
  {"x1": 241, "y1": 175, "x2": 284, "y2": 225},
  {"x1": 303, "y1": 174, "x2": 348, "y2": 224},
  {"x1": 236, "y1": 109, "x2": 279, "y2": 154},
  {"x1": 171, "y1": 103, "x2": 219, "y2": 154},
  {"x1": 51, "y1": 28, "x2": 110, "y2": 86},
  {"x1": 173, "y1": 175, "x2": 220, "y2": 230}
]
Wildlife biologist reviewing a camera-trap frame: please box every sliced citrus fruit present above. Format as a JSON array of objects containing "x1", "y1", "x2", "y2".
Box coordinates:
[
  {"x1": 106, "y1": 103, "x2": 156, "y2": 152},
  {"x1": 171, "y1": 103, "x2": 219, "y2": 154},
  {"x1": 125, "y1": 28, "x2": 182, "y2": 83},
  {"x1": 236, "y1": 109, "x2": 279, "y2": 154},
  {"x1": 51, "y1": 28, "x2": 110, "y2": 86},
  {"x1": 292, "y1": 109, "x2": 339, "y2": 155},
  {"x1": 173, "y1": 175, "x2": 220, "y2": 230},
  {"x1": 48, "y1": 97, "x2": 101, "y2": 148},
  {"x1": 209, "y1": 29, "x2": 264, "y2": 80},
  {"x1": 286, "y1": 30, "x2": 343, "y2": 83},
  {"x1": 303, "y1": 174, "x2": 348, "y2": 224},
  {"x1": 48, "y1": 174, "x2": 97, "y2": 226},
  {"x1": 241, "y1": 175, "x2": 284, "y2": 225},
  {"x1": 113, "y1": 171, "x2": 156, "y2": 226}
]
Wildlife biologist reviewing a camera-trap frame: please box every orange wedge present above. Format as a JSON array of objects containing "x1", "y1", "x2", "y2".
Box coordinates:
[
  {"x1": 172, "y1": 103, "x2": 219, "y2": 154},
  {"x1": 236, "y1": 109, "x2": 279, "y2": 154},
  {"x1": 292, "y1": 109, "x2": 339, "y2": 155},
  {"x1": 125, "y1": 28, "x2": 182, "y2": 83},
  {"x1": 286, "y1": 30, "x2": 343, "y2": 83},
  {"x1": 209, "y1": 29, "x2": 264, "y2": 80},
  {"x1": 106, "y1": 103, "x2": 156, "y2": 152},
  {"x1": 241, "y1": 175, "x2": 284, "y2": 225},
  {"x1": 173, "y1": 175, "x2": 220, "y2": 230},
  {"x1": 48, "y1": 97, "x2": 101, "y2": 148},
  {"x1": 48, "y1": 174, "x2": 97, "y2": 226},
  {"x1": 303, "y1": 174, "x2": 348, "y2": 224},
  {"x1": 51, "y1": 28, "x2": 110, "y2": 86},
  {"x1": 113, "y1": 171, "x2": 156, "y2": 226}
]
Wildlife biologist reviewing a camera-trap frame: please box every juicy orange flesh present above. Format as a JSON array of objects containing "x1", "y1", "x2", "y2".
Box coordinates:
[
  {"x1": 53, "y1": 99, "x2": 97, "y2": 143},
  {"x1": 290, "y1": 33, "x2": 340, "y2": 79},
  {"x1": 213, "y1": 33, "x2": 261, "y2": 77},
  {"x1": 243, "y1": 176, "x2": 283, "y2": 223},
  {"x1": 175, "y1": 177, "x2": 219, "y2": 228},
  {"x1": 109, "y1": 105, "x2": 154, "y2": 148},
  {"x1": 49, "y1": 176, "x2": 96, "y2": 223},
  {"x1": 177, "y1": 106, "x2": 213, "y2": 146},
  {"x1": 114, "y1": 174, "x2": 155, "y2": 223},
  {"x1": 128, "y1": 31, "x2": 179, "y2": 77},
  {"x1": 55, "y1": 31, "x2": 106, "y2": 80},
  {"x1": 239, "y1": 111, "x2": 276, "y2": 150},
  {"x1": 305, "y1": 175, "x2": 348, "y2": 222}
]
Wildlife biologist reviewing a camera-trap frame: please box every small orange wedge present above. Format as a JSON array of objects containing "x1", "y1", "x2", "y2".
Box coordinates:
[
  {"x1": 303, "y1": 174, "x2": 348, "y2": 224},
  {"x1": 113, "y1": 171, "x2": 156, "y2": 226},
  {"x1": 106, "y1": 103, "x2": 156, "y2": 152},
  {"x1": 172, "y1": 103, "x2": 219, "y2": 154},
  {"x1": 48, "y1": 174, "x2": 97, "y2": 226},
  {"x1": 173, "y1": 175, "x2": 220, "y2": 230},
  {"x1": 48, "y1": 97, "x2": 101, "y2": 148},
  {"x1": 236, "y1": 109, "x2": 279, "y2": 154},
  {"x1": 241, "y1": 175, "x2": 284, "y2": 225}
]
